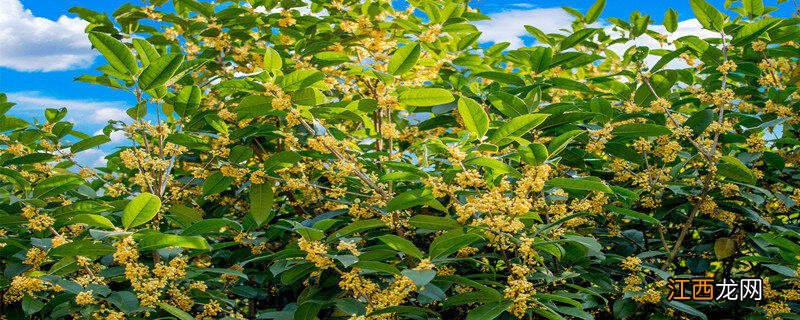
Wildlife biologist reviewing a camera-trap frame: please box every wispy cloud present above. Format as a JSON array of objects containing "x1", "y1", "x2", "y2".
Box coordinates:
[
  {"x1": 473, "y1": 6, "x2": 718, "y2": 71},
  {"x1": 94, "y1": 129, "x2": 127, "y2": 144},
  {"x1": 0, "y1": 0, "x2": 97, "y2": 72},
  {"x1": 7, "y1": 92, "x2": 131, "y2": 124},
  {"x1": 73, "y1": 148, "x2": 107, "y2": 167},
  {"x1": 606, "y1": 19, "x2": 719, "y2": 70},
  {"x1": 473, "y1": 8, "x2": 574, "y2": 49}
]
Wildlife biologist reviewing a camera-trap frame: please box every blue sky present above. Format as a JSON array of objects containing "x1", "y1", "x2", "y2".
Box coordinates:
[{"x1": 0, "y1": 0, "x2": 796, "y2": 165}]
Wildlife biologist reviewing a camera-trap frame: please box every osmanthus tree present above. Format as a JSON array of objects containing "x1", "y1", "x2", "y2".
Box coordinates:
[{"x1": 1, "y1": 0, "x2": 800, "y2": 318}]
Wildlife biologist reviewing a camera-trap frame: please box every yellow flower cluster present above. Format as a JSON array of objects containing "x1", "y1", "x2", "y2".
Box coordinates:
[
  {"x1": 298, "y1": 238, "x2": 334, "y2": 269},
  {"x1": 3, "y1": 275, "x2": 48, "y2": 303},
  {"x1": 75, "y1": 290, "x2": 96, "y2": 305},
  {"x1": 504, "y1": 264, "x2": 536, "y2": 317}
]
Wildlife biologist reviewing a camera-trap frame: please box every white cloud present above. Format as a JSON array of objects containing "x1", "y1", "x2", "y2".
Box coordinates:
[
  {"x1": 73, "y1": 148, "x2": 107, "y2": 167},
  {"x1": 7, "y1": 92, "x2": 131, "y2": 124},
  {"x1": 474, "y1": 8, "x2": 574, "y2": 49},
  {"x1": 510, "y1": 3, "x2": 536, "y2": 9},
  {"x1": 607, "y1": 19, "x2": 720, "y2": 70},
  {"x1": 473, "y1": 6, "x2": 719, "y2": 71},
  {"x1": 93, "y1": 129, "x2": 127, "y2": 144},
  {"x1": 0, "y1": 0, "x2": 96, "y2": 72}
]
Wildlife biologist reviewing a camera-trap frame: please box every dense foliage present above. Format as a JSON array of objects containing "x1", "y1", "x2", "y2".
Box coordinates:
[{"x1": 1, "y1": 0, "x2": 800, "y2": 318}]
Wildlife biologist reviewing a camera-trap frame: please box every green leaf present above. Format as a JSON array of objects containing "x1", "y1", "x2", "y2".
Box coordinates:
[
  {"x1": 605, "y1": 205, "x2": 660, "y2": 225},
  {"x1": 68, "y1": 214, "x2": 116, "y2": 229},
  {"x1": 401, "y1": 269, "x2": 437, "y2": 287},
  {"x1": 203, "y1": 172, "x2": 232, "y2": 195},
  {"x1": 732, "y1": 18, "x2": 780, "y2": 46},
  {"x1": 664, "y1": 9, "x2": 678, "y2": 33},
  {"x1": 332, "y1": 219, "x2": 386, "y2": 238},
  {"x1": 139, "y1": 233, "x2": 209, "y2": 250},
  {"x1": 474, "y1": 71, "x2": 525, "y2": 87},
  {"x1": 585, "y1": 0, "x2": 605, "y2": 24},
  {"x1": 546, "y1": 177, "x2": 613, "y2": 193},
  {"x1": 466, "y1": 301, "x2": 513, "y2": 320},
  {"x1": 50, "y1": 240, "x2": 115, "y2": 258},
  {"x1": 547, "y1": 130, "x2": 585, "y2": 159},
  {"x1": 520, "y1": 143, "x2": 549, "y2": 165},
  {"x1": 408, "y1": 215, "x2": 460, "y2": 230},
  {"x1": 489, "y1": 114, "x2": 549, "y2": 146},
  {"x1": 263, "y1": 151, "x2": 301, "y2": 172},
  {"x1": 612, "y1": 123, "x2": 671, "y2": 137},
  {"x1": 183, "y1": 218, "x2": 242, "y2": 236},
  {"x1": 529, "y1": 47, "x2": 554, "y2": 73},
  {"x1": 34, "y1": 175, "x2": 83, "y2": 199},
  {"x1": 457, "y1": 97, "x2": 489, "y2": 138},
  {"x1": 386, "y1": 188, "x2": 435, "y2": 212},
  {"x1": 559, "y1": 28, "x2": 597, "y2": 50},
  {"x1": 22, "y1": 295, "x2": 44, "y2": 315},
  {"x1": 45, "y1": 107, "x2": 67, "y2": 122},
  {"x1": 429, "y1": 232, "x2": 481, "y2": 260},
  {"x1": 6, "y1": 153, "x2": 55, "y2": 165},
  {"x1": 174, "y1": 85, "x2": 201, "y2": 117},
  {"x1": 0, "y1": 167, "x2": 30, "y2": 188},
  {"x1": 387, "y1": 42, "x2": 421, "y2": 75},
  {"x1": 714, "y1": 237, "x2": 736, "y2": 259},
  {"x1": 291, "y1": 87, "x2": 325, "y2": 106},
  {"x1": 250, "y1": 183, "x2": 275, "y2": 226},
  {"x1": 88, "y1": 32, "x2": 138, "y2": 76},
  {"x1": 229, "y1": 145, "x2": 253, "y2": 164},
  {"x1": 742, "y1": 0, "x2": 764, "y2": 18},
  {"x1": 263, "y1": 46, "x2": 282, "y2": 71},
  {"x1": 487, "y1": 92, "x2": 526, "y2": 117},
  {"x1": 138, "y1": 53, "x2": 184, "y2": 91},
  {"x1": 132, "y1": 38, "x2": 160, "y2": 67},
  {"x1": 718, "y1": 156, "x2": 756, "y2": 184},
  {"x1": 122, "y1": 192, "x2": 161, "y2": 229},
  {"x1": 294, "y1": 301, "x2": 322, "y2": 320},
  {"x1": 280, "y1": 69, "x2": 324, "y2": 91},
  {"x1": 464, "y1": 157, "x2": 521, "y2": 178},
  {"x1": 236, "y1": 94, "x2": 273, "y2": 118},
  {"x1": 524, "y1": 25, "x2": 553, "y2": 46},
  {"x1": 689, "y1": 0, "x2": 725, "y2": 31},
  {"x1": 160, "y1": 302, "x2": 196, "y2": 320},
  {"x1": 665, "y1": 301, "x2": 708, "y2": 320},
  {"x1": 204, "y1": 114, "x2": 229, "y2": 135},
  {"x1": 399, "y1": 88, "x2": 455, "y2": 107},
  {"x1": 70, "y1": 135, "x2": 110, "y2": 153},
  {"x1": 378, "y1": 234, "x2": 423, "y2": 258}
]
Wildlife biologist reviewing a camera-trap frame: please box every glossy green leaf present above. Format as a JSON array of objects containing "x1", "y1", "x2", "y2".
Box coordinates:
[
  {"x1": 139, "y1": 54, "x2": 184, "y2": 91},
  {"x1": 70, "y1": 135, "x2": 110, "y2": 153},
  {"x1": 387, "y1": 42, "x2": 420, "y2": 75},
  {"x1": 718, "y1": 156, "x2": 757, "y2": 184},
  {"x1": 546, "y1": 177, "x2": 613, "y2": 193},
  {"x1": 466, "y1": 301, "x2": 513, "y2": 320},
  {"x1": 399, "y1": 88, "x2": 455, "y2": 107},
  {"x1": 489, "y1": 114, "x2": 549, "y2": 145},
  {"x1": 457, "y1": 97, "x2": 489, "y2": 138},
  {"x1": 585, "y1": 0, "x2": 605, "y2": 24},
  {"x1": 250, "y1": 183, "x2": 275, "y2": 226},
  {"x1": 386, "y1": 188, "x2": 435, "y2": 212},
  {"x1": 664, "y1": 9, "x2": 678, "y2": 33},
  {"x1": 139, "y1": 232, "x2": 209, "y2": 250},
  {"x1": 263, "y1": 46, "x2": 283, "y2": 71},
  {"x1": 203, "y1": 172, "x2": 232, "y2": 195},
  {"x1": 378, "y1": 234, "x2": 423, "y2": 258},
  {"x1": 174, "y1": 85, "x2": 201, "y2": 117},
  {"x1": 88, "y1": 32, "x2": 138, "y2": 75},
  {"x1": 122, "y1": 192, "x2": 161, "y2": 229},
  {"x1": 689, "y1": 0, "x2": 725, "y2": 31}
]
